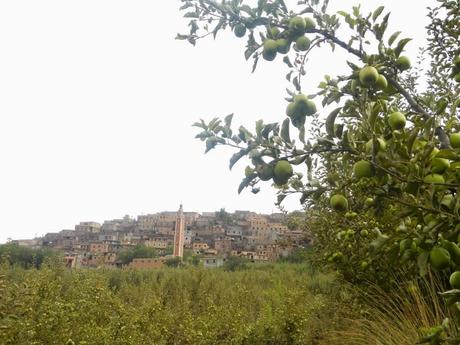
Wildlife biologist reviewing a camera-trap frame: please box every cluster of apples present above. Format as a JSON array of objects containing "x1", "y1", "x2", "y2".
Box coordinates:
[
  {"x1": 246, "y1": 160, "x2": 294, "y2": 187},
  {"x1": 260, "y1": 16, "x2": 316, "y2": 61},
  {"x1": 285, "y1": 93, "x2": 317, "y2": 127},
  {"x1": 233, "y1": 16, "x2": 316, "y2": 61}
]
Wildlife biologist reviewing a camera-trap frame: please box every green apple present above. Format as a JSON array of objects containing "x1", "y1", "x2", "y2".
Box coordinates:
[
  {"x1": 359, "y1": 66, "x2": 379, "y2": 87},
  {"x1": 330, "y1": 194, "x2": 348, "y2": 212},
  {"x1": 262, "y1": 39, "x2": 278, "y2": 61},
  {"x1": 396, "y1": 56, "x2": 411, "y2": 71},
  {"x1": 431, "y1": 157, "x2": 450, "y2": 174},
  {"x1": 234, "y1": 24, "x2": 247, "y2": 38},
  {"x1": 276, "y1": 39, "x2": 291, "y2": 54},
  {"x1": 353, "y1": 160, "x2": 375, "y2": 179},
  {"x1": 295, "y1": 36, "x2": 310, "y2": 51},
  {"x1": 450, "y1": 133, "x2": 460, "y2": 148},
  {"x1": 375, "y1": 75, "x2": 388, "y2": 90},
  {"x1": 388, "y1": 111, "x2": 406, "y2": 130}
]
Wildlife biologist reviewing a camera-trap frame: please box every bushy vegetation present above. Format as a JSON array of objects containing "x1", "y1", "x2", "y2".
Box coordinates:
[
  {"x1": 279, "y1": 248, "x2": 312, "y2": 264},
  {"x1": 0, "y1": 263, "x2": 357, "y2": 345},
  {"x1": 0, "y1": 243, "x2": 58, "y2": 269},
  {"x1": 116, "y1": 245, "x2": 160, "y2": 264},
  {"x1": 223, "y1": 255, "x2": 250, "y2": 271}
]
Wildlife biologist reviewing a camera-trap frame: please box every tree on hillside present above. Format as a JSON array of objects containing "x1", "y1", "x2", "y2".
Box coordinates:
[
  {"x1": 117, "y1": 245, "x2": 158, "y2": 265},
  {"x1": 0, "y1": 243, "x2": 58, "y2": 269},
  {"x1": 216, "y1": 208, "x2": 234, "y2": 225},
  {"x1": 178, "y1": 0, "x2": 460, "y2": 342}
]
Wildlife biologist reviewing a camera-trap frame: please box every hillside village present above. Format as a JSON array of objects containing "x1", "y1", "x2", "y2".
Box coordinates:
[{"x1": 11, "y1": 208, "x2": 310, "y2": 269}]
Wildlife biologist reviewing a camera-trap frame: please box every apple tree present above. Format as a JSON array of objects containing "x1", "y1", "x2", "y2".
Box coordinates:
[{"x1": 178, "y1": 0, "x2": 460, "y2": 342}]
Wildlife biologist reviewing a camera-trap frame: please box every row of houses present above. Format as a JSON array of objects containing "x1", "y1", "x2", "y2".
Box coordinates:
[{"x1": 13, "y1": 210, "x2": 310, "y2": 269}]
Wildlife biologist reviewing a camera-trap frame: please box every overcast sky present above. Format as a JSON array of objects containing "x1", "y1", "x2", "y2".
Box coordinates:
[{"x1": 0, "y1": 0, "x2": 433, "y2": 243}]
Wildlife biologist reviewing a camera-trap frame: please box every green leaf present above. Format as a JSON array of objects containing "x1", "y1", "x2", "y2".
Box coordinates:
[
  {"x1": 238, "y1": 175, "x2": 255, "y2": 194},
  {"x1": 406, "y1": 127, "x2": 420, "y2": 155},
  {"x1": 184, "y1": 11, "x2": 199, "y2": 18},
  {"x1": 388, "y1": 31, "x2": 401, "y2": 46},
  {"x1": 436, "y1": 149, "x2": 459, "y2": 160},
  {"x1": 369, "y1": 102, "x2": 381, "y2": 130},
  {"x1": 195, "y1": 131, "x2": 212, "y2": 141},
  {"x1": 423, "y1": 117, "x2": 435, "y2": 139},
  {"x1": 372, "y1": 6, "x2": 385, "y2": 21},
  {"x1": 346, "y1": 61, "x2": 360, "y2": 71},
  {"x1": 276, "y1": 194, "x2": 287, "y2": 205},
  {"x1": 257, "y1": 0, "x2": 267, "y2": 12},
  {"x1": 394, "y1": 38, "x2": 412, "y2": 57},
  {"x1": 251, "y1": 54, "x2": 260, "y2": 73},
  {"x1": 341, "y1": 130, "x2": 357, "y2": 153},
  {"x1": 238, "y1": 126, "x2": 253, "y2": 142},
  {"x1": 436, "y1": 98, "x2": 448, "y2": 114},
  {"x1": 317, "y1": 137, "x2": 335, "y2": 147},
  {"x1": 224, "y1": 113, "x2": 234, "y2": 128},
  {"x1": 286, "y1": 88, "x2": 295, "y2": 96},
  {"x1": 240, "y1": 5, "x2": 254, "y2": 15},
  {"x1": 229, "y1": 149, "x2": 247, "y2": 170},
  {"x1": 208, "y1": 118, "x2": 222, "y2": 131},
  {"x1": 176, "y1": 33, "x2": 190, "y2": 41},
  {"x1": 335, "y1": 123, "x2": 344, "y2": 138},
  {"x1": 192, "y1": 119, "x2": 207, "y2": 129},
  {"x1": 293, "y1": 76, "x2": 300, "y2": 91},
  {"x1": 325, "y1": 108, "x2": 341, "y2": 137},
  {"x1": 352, "y1": 5, "x2": 360, "y2": 17},
  {"x1": 280, "y1": 118, "x2": 291, "y2": 144},
  {"x1": 344, "y1": 15, "x2": 355, "y2": 29},
  {"x1": 255, "y1": 120, "x2": 264, "y2": 137},
  {"x1": 231, "y1": 135, "x2": 242, "y2": 144},
  {"x1": 222, "y1": 126, "x2": 232, "y2": 138},
  {"x1": 205, "y1": 137, "x2": 219, "y2": 153},
  {"x1": 179, "y1": 3, "x2": 194, "y2": 11},
  {"x1": 278, "y1": 0, "x2": 287, "y2": 13},
  {"x1": 213, "y1": 19, "x2": 225, "y2": 39},
  {"x1": 291, "y1": 154, "x2": 307, "y2": 165},
  {"x1": 262, "y1": 123, "x2": 278, "y2": 139},
  {"x1": 299, "y1": 125, "x2": 306, "y2": 143},
  {"x1": 374, "y1": 13, "x2": 390, "y2": 40}
]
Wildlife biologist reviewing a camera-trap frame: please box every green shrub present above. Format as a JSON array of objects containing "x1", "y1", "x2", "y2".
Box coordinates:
[{"x1": 0, "y1": 263, "x2": 355, "y2": 345}]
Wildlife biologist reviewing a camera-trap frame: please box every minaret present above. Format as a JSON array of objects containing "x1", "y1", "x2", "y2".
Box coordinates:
[{"x1": 173, "y1": 204, "x2": 185, "y2": 258}]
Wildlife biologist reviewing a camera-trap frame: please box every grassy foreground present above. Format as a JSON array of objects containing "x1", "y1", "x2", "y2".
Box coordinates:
[
  {"x1": 0, "y1": 262, "x2": 454, "y2": 345},
  {"x1": 0, "y1": 263, "x2": 355, "y2": 345}
]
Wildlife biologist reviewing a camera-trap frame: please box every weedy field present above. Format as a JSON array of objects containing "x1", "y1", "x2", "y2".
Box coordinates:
[{"x1": 1, "y1": 261, "x2": 454, "y2": 345}]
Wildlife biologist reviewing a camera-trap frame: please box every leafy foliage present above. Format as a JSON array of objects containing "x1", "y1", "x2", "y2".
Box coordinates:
[
  {"x1": 116, "y1": 245, "x2": 159, "y2": 265},
  {"x1": 0, "y1": 243, "x2": 59, "y2": 269},
  {"x1": 279, "y1": 247, "x2": 312, "y2": 264},
  {"x1": 0, "y1": 263, "x2": 354, "y2": 345},
  {"x1": 164, "y1": 256, "x2": 182, "y2": 267},
  {"x1": 223, "y1": 255, "x2": 250, "y2": 271},
  {"x1": 179, "y1": 0, "x2": 460, "y2": 342}
]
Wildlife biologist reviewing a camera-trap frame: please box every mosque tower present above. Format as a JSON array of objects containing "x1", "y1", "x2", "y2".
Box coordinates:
[{"x1": 173, "y1": 204, "x2": 185, "y2": 258}]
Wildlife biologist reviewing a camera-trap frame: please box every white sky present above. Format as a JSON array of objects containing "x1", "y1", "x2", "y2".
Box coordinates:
[{"x1": 0, "y1": 0, "x2": 433, "y2": 243}]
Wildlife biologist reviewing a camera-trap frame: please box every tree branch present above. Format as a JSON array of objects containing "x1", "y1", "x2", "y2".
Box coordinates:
[
  {"x1": 312, "y1": 29, "x2": 363, "y2": 58},
  {"x1": 311, "y1": 29, "x2": 451, "y2": 149}
]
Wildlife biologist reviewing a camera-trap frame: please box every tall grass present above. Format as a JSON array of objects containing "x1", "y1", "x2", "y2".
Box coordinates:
[
  {"x1": 0, "y1": 263, "x2": 356, "y2": 345},
  {"x1": 321, "y1": 270, "x2": 457, "y2": 345},
  {"x1": 2, "y1": 261, "x2": 453, "y2": 344}
]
